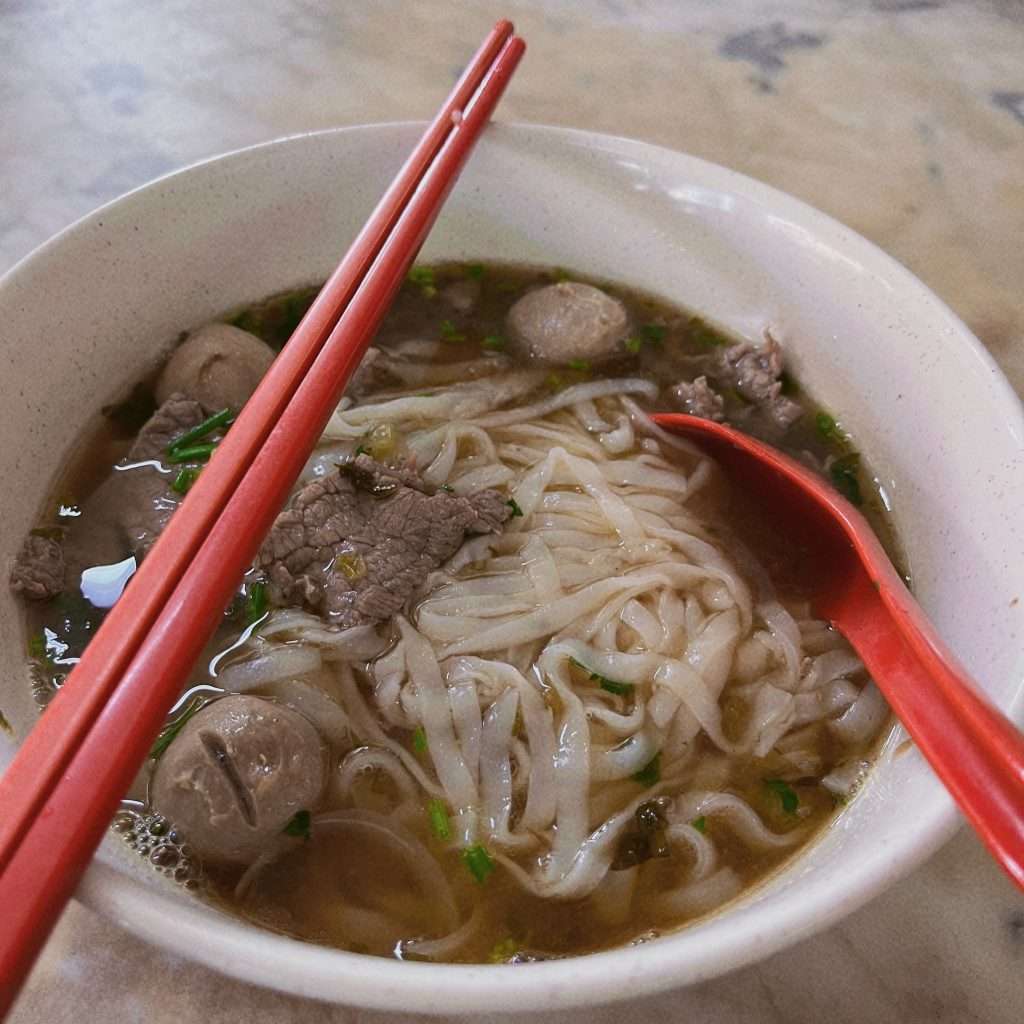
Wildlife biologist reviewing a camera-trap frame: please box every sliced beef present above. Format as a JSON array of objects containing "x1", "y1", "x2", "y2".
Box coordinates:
[
  {"x1": 258, "y1": 454, "x2": 511, "y2": 627},
  {"x1": 670, "y1": 375, "x2": 725, "y2": 422},
  {"x1": 110, "y1": 393, "x2": 208, "y2": 557},
  {"x1": 506, "y1": 281, "x2": 630, "y2": 366},
  {"x1": 717, "y1": 333, "x2": 802, "y2": 429},
  {"x1": 10, "y1": 534, "x2": 65, "y2": 600},
  {"x1": 155, "y1": 323, "x2": 275, "y2": 413}
]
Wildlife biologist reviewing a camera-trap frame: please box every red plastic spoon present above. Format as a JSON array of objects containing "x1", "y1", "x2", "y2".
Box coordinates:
[{"x1": 653, "y1": 412, "x2": 1024, "y2": 890}]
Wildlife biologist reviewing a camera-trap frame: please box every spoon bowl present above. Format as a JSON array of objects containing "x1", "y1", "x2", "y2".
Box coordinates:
[{"x1": 654, "y1": 412, "x2": 1024, "y2": 890}]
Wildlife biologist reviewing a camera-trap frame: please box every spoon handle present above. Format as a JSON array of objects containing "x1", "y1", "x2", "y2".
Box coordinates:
[{"x1": 835, "y1": 571, "x2": 1024, "y2": 889}]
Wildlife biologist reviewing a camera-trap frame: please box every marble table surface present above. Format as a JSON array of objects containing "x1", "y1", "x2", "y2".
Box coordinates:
[{"x1": 2, "y1": 1, "x2": 1023, "y2": 1020}]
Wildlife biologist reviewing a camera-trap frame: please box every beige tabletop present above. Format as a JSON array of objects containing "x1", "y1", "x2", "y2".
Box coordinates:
[{"x1": 3, "y1": 1, "x2": 1024, "y2": 1021}]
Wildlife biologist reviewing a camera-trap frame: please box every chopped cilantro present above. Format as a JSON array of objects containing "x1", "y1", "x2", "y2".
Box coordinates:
[
  {"x1": 830, "y1": 453, "x2": 863, "y2": 506},
  {"x1": 567, "y1": 358, "x2": 591, "y2": 373},
  {"x1": 439, "y1": 319, "x2": 466, "y2": 343},
  {"x1": 506, "y1": 498, "x2": 523, "y2": 518},
  {"x1": 569, "y1": 657, "x2": 634, "y2": 697},
  {"x1": 354, "y1": 444, "x2": 367, "y2": 456},
  {"x1": 427, "y1": 798, "x2": 452, "y2": 841},
  {"x1": 482, "y1": 334, "x2": 505, "y2": 351},
  {"x1": 624, "y1": 336, "x2": 643, "y2": 354},
  {"x1": 412, "y1": 726, "x2": 428, "y2": 753},
  {"x1": 633, "y1": 753, "x2": 661, "y2": 787},
  {"x1": 765, "y1": 778, "x2": 800, "y2": 814},
  {"x1": 692, "y1": 816, "x2": 707, "y2": 833},
  {"x1": 150, "y1": 698, "x2": 205, "y2": 760},
  {"x1": 283, "y1": 809, "x2": 312, "y2": 839},
  {"x1": 462, "y1": 844, "x2": 496, "y2": 883}
]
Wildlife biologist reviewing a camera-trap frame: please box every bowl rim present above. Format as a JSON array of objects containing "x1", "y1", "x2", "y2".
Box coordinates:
[{"x1": 5, "y1": 119, "x2": 1022, "y2": 1012}]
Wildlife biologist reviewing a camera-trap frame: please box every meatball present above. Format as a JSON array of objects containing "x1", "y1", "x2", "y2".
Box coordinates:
[
  {"x1": 151, "y1": 695, "x2": 325, "y2": 865},
  {"x1": 505, "y1": 281, "x2": 630, "y2": 365},
  {"x1": 155, "y1": 323, "x2": 275, "y2": 413}
]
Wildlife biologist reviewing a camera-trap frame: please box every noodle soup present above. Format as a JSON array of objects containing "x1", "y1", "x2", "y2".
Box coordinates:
[{"x1": 13, "y1": 263, "x2": 896, "y2": 963}]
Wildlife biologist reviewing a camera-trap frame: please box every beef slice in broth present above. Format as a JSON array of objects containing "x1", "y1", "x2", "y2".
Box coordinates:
[{"x1": 257, "y1": 454, "x2": 512, "y2": 627}]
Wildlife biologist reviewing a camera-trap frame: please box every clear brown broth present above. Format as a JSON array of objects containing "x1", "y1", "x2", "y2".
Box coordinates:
[{"x1": 21, "y1": 261, "x2": 897, "y2": 962}]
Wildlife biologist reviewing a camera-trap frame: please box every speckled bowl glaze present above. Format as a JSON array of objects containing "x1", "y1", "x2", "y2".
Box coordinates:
[{"x1": 0, "y1": 124, "x2": 1021, "y2": 1012}]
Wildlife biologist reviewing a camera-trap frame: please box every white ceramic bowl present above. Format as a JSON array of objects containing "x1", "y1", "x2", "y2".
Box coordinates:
[{"x1": 1, "y1": 124, "x2": 1022, "y2": 1013}]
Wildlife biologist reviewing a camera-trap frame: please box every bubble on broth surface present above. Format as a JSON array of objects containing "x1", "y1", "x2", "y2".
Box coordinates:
[{"x1": 111, "y1": 808, "x2": 202, "y2": 888}]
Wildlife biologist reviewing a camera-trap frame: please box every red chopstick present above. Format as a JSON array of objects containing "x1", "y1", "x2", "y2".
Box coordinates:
[
  {"x1": 0, "y1": 17, "x2": 515, "y2": 875},
  {"x1": 0, "y1": 25, "x2": 524, "y2": 1012}
]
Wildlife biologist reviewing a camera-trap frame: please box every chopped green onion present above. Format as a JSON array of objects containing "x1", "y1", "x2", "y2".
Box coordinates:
[
  {"x1": 640, "y1": 323, "x2": 666, "y2": 345},
  {"x1": 765, "y1": 778, "x2": 800, "y2": 814},
  {"x1": 427, "y1": 798, "x2": 452, "y2": 840},
  {"x1": 488, "y1": 937, "x2": 520, "y2": 963},
  {"x1": 27, "y1": 632, "x2": 46, "y2": 659},
  {"x1": 439, "y1": 319, "x2": 466, "y2": 343},
  {"x1": 362, "y1": 422, "x2": 398, "y2": 461},
  {"x1": 482, "y1": 334, "x2": 505, "y2": 351},
  {"x1": 569, "y1": 657, "x2": 634, "y2": 697},
  {"x1": 691, "y1": 816, "x2": 707, "y2": 833},
  {"x1": 465, "y1": 263, "x2": 485, "y2": 280},
  {"x1": 567, "y1": 358, "x2": 591, "y2": 373},
  {"x1": 150, "y1": 698, "x2": 205, "y2": 760},
  {"x1": 171, "y1": 467, "x2": 200, "y2": 494},
  {"x1": 624, "y1": 336, "x2": 643, "y2": 354},
  {"x1": 599, "y1": 677, "x2": 634, "y2": 697},
  {"x1": 506, "y1": 498, "x2": 523, "y2": 518},
  {"x1": 830, "y1": 453, "x2": 863, "y2": 506},
  {"x1": 354, "y1": 444, "x2": 367, "y2": 456},
  {"x1": 167, "y1": 408, "x2": 232, "y2": 454},
  {"x1": 408, "y1": 266, "x2": 436, "y2": 297},
  {"x1": 689, "y1": 316, "x2": 728, "y2": 349},
  {"x1": 633, "y1": 753, "x2": 661, "y2": 787},
  {"x1": 167, "y1": 443, "x2": 216, "y2": 465},
  {"x1": 462, "y1": 844, "x2": 496, "y2": 884},
  {"x1": 283, "y1": 809, "x2": 312, "y2": 839},
  {"x1": 337, "y1": 552, "x2": 367, "y2": 581},
  {"x1": 246, "y1": 581, "x2": 267, "y2": 624},
  {"x1": 815, "y1": 411, "x2": 842, "y2": 442},
  {"x1": 412, "y1": 726, "x2": 428, "y2": 754}
]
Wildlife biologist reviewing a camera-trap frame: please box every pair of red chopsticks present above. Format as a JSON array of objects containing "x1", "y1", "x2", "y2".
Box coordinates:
[{"x1": 0, "y1": 21, "x2": 524, "y2": 1013}]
